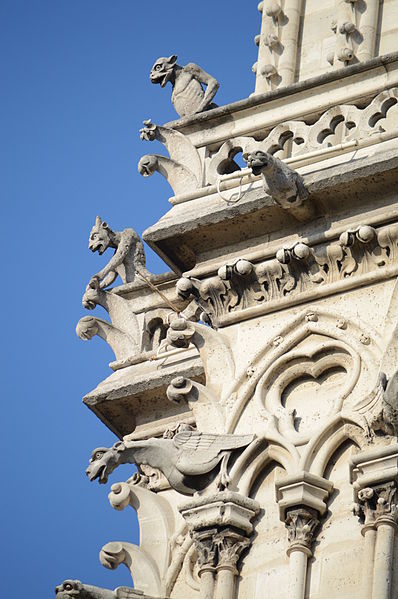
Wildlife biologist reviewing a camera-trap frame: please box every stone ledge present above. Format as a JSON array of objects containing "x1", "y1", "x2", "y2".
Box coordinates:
[{"x1": 143, "y1": 149, "x2": 398, "y2": 272}]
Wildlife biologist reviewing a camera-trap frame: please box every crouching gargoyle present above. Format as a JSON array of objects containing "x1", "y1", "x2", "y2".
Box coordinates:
[
  {"x1": 149, "y1": 54, "x2": 219, "y2": 117},
  {"x1": 55, "y1": 579, "x2": 139, "y2": 599},
  {"x1": 244, "y1": 150, "x2": 308, "y2": 208},
  {"x1": 87, "y1": 216, "x2": 150, "y2": 289},
  {"x1": 86, "y1": 427, "x2": 255, "y2": 496}
]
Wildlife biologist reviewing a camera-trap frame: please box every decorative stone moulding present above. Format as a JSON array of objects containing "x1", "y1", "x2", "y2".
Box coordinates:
[
  {"x1": 138, "y1": 85, "x2": 398, "y2": 202},
  {"x1": 179, "y1": 491, "x2": 260, "y2": 536},
  {"x1": 207, "y1": 87, "x2": 398, "y2": 183},
  {"x1": 275, "y1": 472, "x2": 334, "y2": 520},
  {"x1": 176, "y1": 221, "x2": 398, "y2": 327}
]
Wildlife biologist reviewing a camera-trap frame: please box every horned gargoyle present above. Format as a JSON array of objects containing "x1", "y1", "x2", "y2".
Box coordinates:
[
  {"x1": 55, "y1": 580, "x2": 140, "y2": 599},
  {"x1": 244, "y1": 150, "x2": 308, "y2": 207},
  {"x1": 87, "y1": 216, "x2": 150, "y2": 289},
  {"x1": 86, "y1": 427, "x2": 255, "y2": 496},
  {"x1": 149, "y1": 54, "x2": 219, "y2": 117}
]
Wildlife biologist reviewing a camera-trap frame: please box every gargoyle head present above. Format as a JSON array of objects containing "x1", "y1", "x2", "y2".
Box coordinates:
[
  {"x1": 86, "y1": 443, "x2": 125, "y2": 484},
  {"x1": 139, "y1": 119, "x2": 157, "y2": 141},
  {"x1": 243, "y1": 150, "x2": 273, "y2": 176},
  {"x1": 76, "y1": 316, "x2": 98, "y2": 340},
  {"x1": 138, "y1": 154, "x2": 158, "y2": 177},
  {"x1": 88, "y1": 216, "x2": 113, "y2": 255},
  {"x1": 82, "y1": 279, "x2": 100, "y2": 311},
  {"x1": 55, "y1": 580, "x2": 84, "y2": 598},
  {"x1": 150, "y1": 55, "x2": 178, "y2": 87}
]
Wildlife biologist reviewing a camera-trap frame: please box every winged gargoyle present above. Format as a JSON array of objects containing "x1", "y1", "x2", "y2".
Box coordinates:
[
  {"x1": 55, "y1": 580, "x2": 141, "y2": 599},
  {"x1": 86, "y1": 428, "x2": 255, "y2": 495}
]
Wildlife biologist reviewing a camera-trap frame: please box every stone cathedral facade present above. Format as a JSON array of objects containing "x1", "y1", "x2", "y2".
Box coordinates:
[{"x1": 57, "y1": 2, "x2": 398, "y2": 599}]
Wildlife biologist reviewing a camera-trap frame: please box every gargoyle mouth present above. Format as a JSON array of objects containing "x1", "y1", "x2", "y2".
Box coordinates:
[
  {"x1": 89, "y1": 242, "x2": 105, "y2": 255},
  {"x1": 86, "y1": 463, "x2": 108, "y2": 484},
  {"x1": 138, "y1": 157, "x2": 155, "y2": 177},
  {"x1": 150, "y1": 70, "x2": 172, "y2": 88},
  {"x1": 82, "y1": 299, "x2": 96, "y2": 311},
  {"x1": 139, "y1": 164, "x2": 151, "y2": 176},
  {"x1": 247, "y1": 158, "x2": 268, "y2": 176}
]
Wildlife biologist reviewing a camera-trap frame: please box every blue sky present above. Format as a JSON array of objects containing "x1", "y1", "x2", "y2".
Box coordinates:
[{"x1": 1, "y1": 2, "x2": 258, "y2": 596}]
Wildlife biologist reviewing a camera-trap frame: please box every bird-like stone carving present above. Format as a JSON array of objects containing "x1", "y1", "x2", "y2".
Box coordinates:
[{"x1": 86, "y1": 428, "x2": 255, "y2": 495}]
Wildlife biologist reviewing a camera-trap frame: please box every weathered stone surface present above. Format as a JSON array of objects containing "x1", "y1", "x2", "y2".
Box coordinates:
[
  {"x1": 149, "y1": 55, "x2": 219, "y2": 117},
  {"x1": 61, "y1": 8, "x2": 398, "y2": 599}
]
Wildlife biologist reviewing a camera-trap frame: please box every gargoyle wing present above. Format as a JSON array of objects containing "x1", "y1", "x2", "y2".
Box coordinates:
[{"x1": 173, "y1": 430, "x2": 254, "y2": 476}]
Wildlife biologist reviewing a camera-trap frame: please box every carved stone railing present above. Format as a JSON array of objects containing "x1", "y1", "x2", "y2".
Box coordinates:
[
  {"x1": 176, "y1": 221, "x2": 398, "y2": 327},
  {"x1": 139, "y1": 60, "x2": 398, "y2": 202}
]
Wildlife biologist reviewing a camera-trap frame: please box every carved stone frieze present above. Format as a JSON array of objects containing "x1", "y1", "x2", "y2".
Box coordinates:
[{"x1": 177, "y1": 221, "x2": 398, "y2": 326}]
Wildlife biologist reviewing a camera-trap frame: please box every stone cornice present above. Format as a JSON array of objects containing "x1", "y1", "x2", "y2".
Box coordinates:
[
  {"x1": 177, "y1": 220, "x2": 398, "y2": 327},
  {"x1": 165, "y1": 52, "x2": 398, "y2": 141}
]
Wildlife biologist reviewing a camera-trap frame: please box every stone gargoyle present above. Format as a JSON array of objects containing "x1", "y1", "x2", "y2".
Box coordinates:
[
  {"x1": 88, "y1": 216, "x2": 150, "y2": 289},
  {"x1": 138, "y1": 119, "x2": 203, "y2": 196},
  {"x1": 149, "y1": 54, "x2": 219, "y2": 117},
  {"x1": 86, "y1": 427, "x2": 255, "y2": 495},
  {"x1": 244, "y1": 150, "x2": 308, "y2": 207},
  {"x1": 55, "y1": 579, "x2": 140, "y2": 599}
]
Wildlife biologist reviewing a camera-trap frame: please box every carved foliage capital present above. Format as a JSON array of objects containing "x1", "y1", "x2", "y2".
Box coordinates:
[
  {"x1": 354, "y1": 482, "x2": 398, "y2": 528},
  {"x1": 192, "y1": 528, "x2": 218, "y2": 573},
  {"x1": 213, "y1": 529, "x2": 251, "y2": 572},
  {"x1": 192, "y1": 527, "x2": 251, "y2": 575},
  {"x1": 285, "y1": 508, "x2": 320, "y2": 556}
]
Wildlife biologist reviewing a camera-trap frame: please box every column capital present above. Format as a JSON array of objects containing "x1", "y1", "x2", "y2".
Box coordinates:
[
  {"x1": 192, "y1": 528, "x2": 218, "y2": 575},
  {"x1": 275, "y1": 471, "x2": 333, "y2": 520},
  {"x1": 354, "y1": 482, "x2": 398, "y2": 529},
  {"x1": 213, "y1": 529, "x2": 251, "y2": 573},
  {"x1": 179, "y1": 491, "x2": 260, "y2": 535},
  {"x1": 285, "y1": 507, "x2": 320, "y2": 557}
]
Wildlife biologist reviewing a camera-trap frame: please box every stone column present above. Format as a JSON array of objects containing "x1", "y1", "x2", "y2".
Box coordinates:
[
  {"x1": 350, "y1": 444, "x2": 398, "y2": 599},
  {"x1": 285, "y1": 508, "x2": 319, "y2": 599},
  {"x1": 179, "y1": 491, "x2": 260, "y2": 599},
  {"x1": 276, "y1": 472, "x2": 333, "y2": 599},
  {"x1": 214, "y1": 529, "x2": 250, "y2": 599},
  {"x1": 193, "y1": 529, "x2": 217, "y2": 599},
  {"x1": 355, "y1": 483, "x2": 398, "y2": 599}
]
